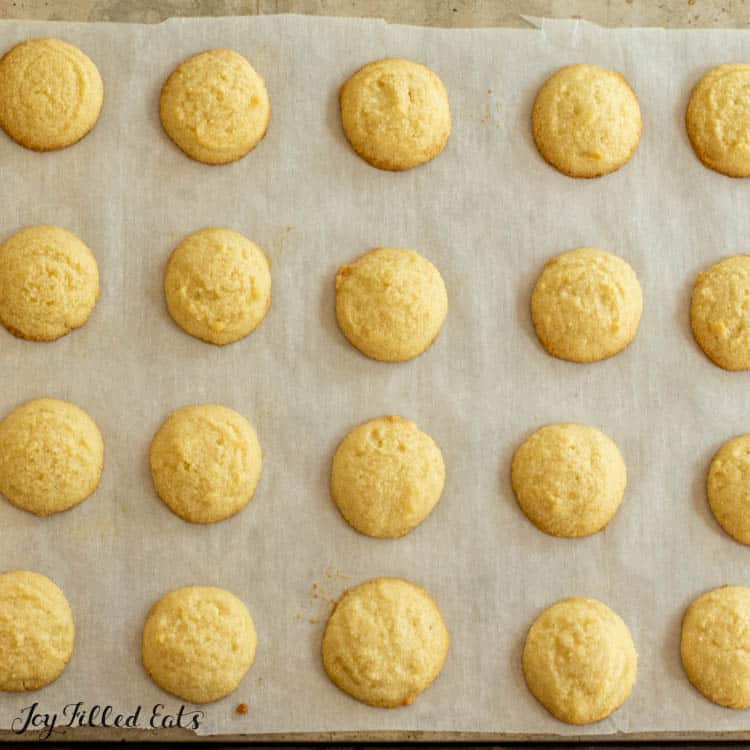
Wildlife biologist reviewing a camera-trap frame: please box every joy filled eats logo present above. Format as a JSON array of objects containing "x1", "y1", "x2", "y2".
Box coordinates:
[{"x1": 10, "y1": 701, "x2": 205, "y2": 739}]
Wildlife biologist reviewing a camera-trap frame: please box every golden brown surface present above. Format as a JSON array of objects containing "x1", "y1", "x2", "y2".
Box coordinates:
[
  {"x1": 0, "y1": 570, "x2": 75, "y2": 692},
  {"x1": 336, "y1": 247, "x2": 447, "y2": 362},
  {"x1": 160, "y1": 48, "x2": 270, "y2": 164},
  {"x1": 142, "y1": 585, "x2": 257, "y2": 703},
  {"x1": 150, "y1": 404, "x2": 262, "y2": 524},
  {"x1": 0, "y1": 398, "x2": 103, "y2": 516},
  {"x1": 340, "y1": 57, "x2": 450, "y2": 170},
  {"x1": 331, "y1": 415, "x2": 445, "y2": 538},
  {"x1": 322, "y1": 577, "x2": 449, "y2": 707},
  {"x1": 523, "y1": 597, "x2": 637, "y2": 724},
  {"x1": 531, "y1": 247, "x2": 643, "y2": 363},
  {"x1": 511, "y1": 423, "x2": 627, "y2": 538},
  {"x1": 681, "y1": 586, "x2": 750, "y2": 708},
  {"x1": 0, "y1": 225, "x2": 99, "y2": 341},
  {"x1": 164, "y1": 227, "x2": 271, "y2": 346},
  {"x1": 532, "y1": 64, "x2": 642, "y2": 178}
]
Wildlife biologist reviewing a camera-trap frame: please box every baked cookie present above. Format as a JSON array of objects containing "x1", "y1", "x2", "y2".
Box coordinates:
[
  {"x1": 511, "y1": 423, "x2": 626, "y2": 538},
  {"x1": 691, "y1": 255, "x2": 750, "y2": 370},
  {"x1": 336, "y1": 247, "x2": 448, "y2": 362},
  {"x1": 331, "y1": 415, "x2": 444, "y2": 538},
  {"x1": 708, "y1": 435, "x2": 750, "y2": 545},
  {"x1": 0, "y1": 570, "x2": 74, "y2": 691},
  {"x1": 0, "y1": 398, "x2": 103, "y2": 516},
  {"x1": 531, "y1": 247, "x2": 643, "y2": 363},
  {"x1": 681, "y1": 585, "x2": 750, "y2": 708},
  {"x1": 0, "y1": 38, "x2": 103, "y2": 151},
  {"x1": 687, "y1": 65, "x2": 750, "y2": 177},
  {"x1": 165, "y1": 227, "x2": 271, "y2": 346},
  {"x1": 160, "y1": 49, "x2": 270, "y2": 165},
  {"x1": 0, "y1": 225, "x2": 99, "y2": 341},
  {"x1": 150, "y1": 404, "x2": 262, "y2": 524},
  {"x1": 322, "y1": 577, "x2": 449, "y2": 707},
  {"x1": 523, "y1": 597, "x2": 637, "y2": 724},
  {"x1": 532, "y1": 64, "x2": 642, "y2": 178},
  {"x1": 142, "y1": 585, "x2": 257, "y2": 703},
  {"x1": 340, "y1": 58, "x2": 451, "y2": 170}
]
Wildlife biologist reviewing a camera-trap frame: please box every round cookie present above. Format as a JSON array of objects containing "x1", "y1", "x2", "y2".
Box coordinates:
[
  {"x1": 322, "y1": 577, "x2": 449, "y2": 707},
  {"x1": 532, "y1": 64, "x2": 642, "y2": 178},
  {"x1": 150, "y1": 404, "x2": 262, "y2": 524},
  {"x1": 681, "y1": 585, "x2": 750, "y2": 708},
  {"x1": 691, "y1": 255, "x2": 750, "y2": 370},
  {"x1": 0, "y1": 38, "x2": 103, "y2": 151},
  {"x1": 331, "y1": 415, "x2": 445, "y2": 538},
  {"x1": 165, "y1": 227, "x2": 271, "y2": 346},
  {"x1": 340, "y1": 57, "x2": 451, "y2": 171},
  {"x1": 142, "y1": 585, "x2": 257, "y2": 703},
  {"x1": 522, "y1": 597, "x2": 638, "y2": 725},
  {"x1": 686, "y1": 65, "x2": 750, "y2": 177},
  {"x1": 160, "y1": 48, "x2": 270, "y2": 165},
  {"x1": 0, "y1": 398, "x2": 103, "y2": 516},
  {"x1": 0, "y1": 570, "x2": 75, "y2": 692},
  {"x1": 511, "y1": 423, "x2": 627, "y2": 538},
  {"x1": 0, "y1": 225, "x2": 99, "y2": 341},
  {"x1": 335, "y1": 247, "x2": 448, "y2": 362},
  {"x1": 531, "y1": 247, "x2": 643, "y2": 363},
  {"x1": 708, "y1": 435, "x2": 750, "y2": 544}
]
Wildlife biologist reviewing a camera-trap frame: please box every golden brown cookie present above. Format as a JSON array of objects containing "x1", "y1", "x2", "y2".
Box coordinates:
[
  {"x1": 523, "y1": 597, "x2": 637, "y2": 724},
  {"x1": 708, "y1": 434, "x2": 750, "y2": 545},
  {"x1": 0, "y1": 398, "x2": 103, "y2": 516},
  {"x1": 0, "y1": 570, "x2": 75, "y2": 691},
  {"x1": 691, "y1": 255, "x2": 750, "y2": 370},
  {"x1": 0, "y1": 38, "x2": 103, "y2": 151},
  {"x1": 160, "y1": 49, "x2": 270, "y2": 165},
  {"x1": 335, "y1": 247, "x2": 448, "y2": 362},
  {"x1": 142, "y1": 585, "x2": 257, "y2": 703},
  {"x1": 681, "y1": 585, "x2": 750, "y2": 708},
  {"x1": 340, "y1": 58, "x2": 451, "y2": 170},
  {"x1": 532, "y1": 64, "x2": 642, "y2": 178},
  {"x1": 511, "y1": 423, "x2": 627, "y2": 537},
  {"x1": 331, "y1": 415, "x2": 445, "y2": 538},
  {"x1": 0, "y1": 225, "x2": 99, "y2": 341},
  {"x1": 531, "y1": 247, "x2": 643, "y2": 363},
  {"x1": 322, "y1": 577, "x2": 449, "y2": 707},
  {"x1": 164, "y1": 227, "x2": 271, "y2": 346},
  {"x1": 150, "y1": 404, "x2": 262, "y2": 524},
  {"x1": 687, "y1": 65, "x2": 750, "y2": 177}
]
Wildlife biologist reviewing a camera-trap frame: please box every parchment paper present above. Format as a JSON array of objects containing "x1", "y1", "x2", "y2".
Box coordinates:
[{"x1": 1, "y1": 13, "x2": 750, "y2": 738}]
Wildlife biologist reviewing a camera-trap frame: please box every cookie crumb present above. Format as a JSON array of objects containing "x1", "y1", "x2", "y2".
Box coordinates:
[{"x1": 236, "y1": 703, "x2": 249, "y2": 715}]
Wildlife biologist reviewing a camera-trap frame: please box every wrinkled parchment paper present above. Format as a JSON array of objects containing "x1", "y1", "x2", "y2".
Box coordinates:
[{"x1": 1, "y1": 13, "x2": 750, "y2": 738}]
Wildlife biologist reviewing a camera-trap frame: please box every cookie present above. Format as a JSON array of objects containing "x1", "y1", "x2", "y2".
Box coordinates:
[
  {"x1": 531, "y1": 247, "x2": 643, "y2": 363},
  {"x1": 532, "y1": 64, "x2": 642, "y2": 178},
  {"x1": 686, "y1": 65, "x2": 750, "y2": 177},
  {"x1": 681, "y1": 585, "x2": 750, "y2": 708},
  {"x1": 511, "y1": 423, "x2": 626, "y2": 538},
  {"x1": 164, "y1": 227, "x2": 271, "y2": 346},
  {"x1": 0, "y1": 38, "x2": 103, "y2": 151},
  {"x1": 0, "y1": 570, "x2": 75, "y2": 692},
  {"x1": 0, "y1": 225, "x2": 99, "y2": 341},
  {"x1": 340, "y1": 58, "x2": 451, "y2": 171},
  {"x1": 336, "y1": 247, "x2": 448, "y2": 362},
  {"x1": 691, "y1": 255, "x2": 750, "y2": 370},
  {"x1": 160, "y1": 49, "x2": 270, "y2": 165},
  {"x1": 0, "y1": 398, "x2": 103, "y2": 516},
  {"x1": 142, "y1": 585, "x2": 257, "y2": 703},
  {"x1": 708, "y1": 435, "x2": 750, "y2": 545},
  {"x1": 150, "y1": 404, "x2": 262, "y2": 524},
  {"x1": 523, "y1": 597, "x2": 637, "y2": 725},
  {"x1": 331, "y1": 415, "x2": 444, "y2": 538},
  {"x1": 322, "y1": 577, "x2": 449, "y2": 707}
]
